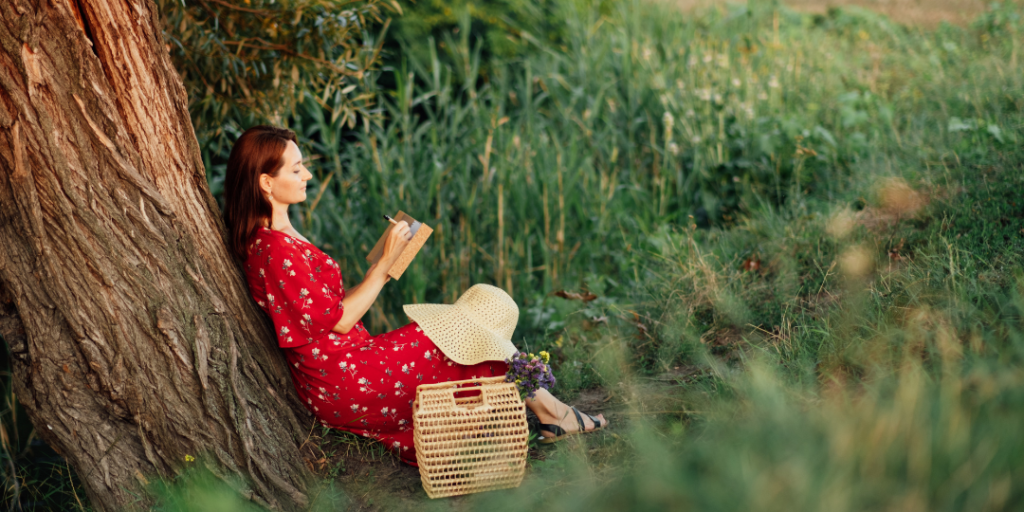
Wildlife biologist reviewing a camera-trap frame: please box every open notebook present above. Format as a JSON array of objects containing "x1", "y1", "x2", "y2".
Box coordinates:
[{"x1": 365, "y1": 211, "x2": 433, "y2": 280}]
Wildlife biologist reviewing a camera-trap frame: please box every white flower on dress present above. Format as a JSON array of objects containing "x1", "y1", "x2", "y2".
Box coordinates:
[
  {"x1": 279, "y1": 326, "x2": 289, "y2": 336},
  {"x1": 424, "y1": 351, "x2": 431, "y2": 360},
  {"x1": 258, "y1": 268, "x2": 265, "y2": 277},
  {"x1": 289, "y1": 270, "x2": 296, "y2": 277},
  {"x1": 381, "y1": 407, "x2": 390, "y2": 416},
  {"x1": 350, "y1": 404, "x2": 360, "y2": 413},
  {"x1": 393, "y1": 441, "x2": 401, "y2": 448},
  {"x1": 312, "y1": 348, "x2": 320, "y2": 358},
  {"x1": 339, "y1": 361, "x2": 349, "y2": 370},
  {"x1": 267, "y1": 294, "x2": 275, "y2": 304},
  {"x1": 282, "y1": 259, "x2": 292, "y2": 269}
]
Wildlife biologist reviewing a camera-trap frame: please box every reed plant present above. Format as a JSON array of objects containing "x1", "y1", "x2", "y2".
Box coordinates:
[
  {"x1": 193, "y1": 0, "x2": 1024, "y2": 507},
  {"x1": 200, "y1": 0, "x2": 1020, "y2": 344},
  {"x1": 4, "y1": 0, "x2": 1023, "y2": 509},
  {"x1": 462, "y1": 158, "x2": 1024, "y2": 511}
]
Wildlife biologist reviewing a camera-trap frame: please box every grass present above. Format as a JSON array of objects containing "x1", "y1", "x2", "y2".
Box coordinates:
[
  {"x1": 665, "y1": 0, "x2": 992, "y2": 27},
  {"x1": 4, "y1": 0, "x2": 1024, "y2": 509},
  {"x1": 1, "y1": 343, "x2": 90, "y2": 511},
  {"x1": 207, "y1": 0, "x2": 1022, "y2": 343}
]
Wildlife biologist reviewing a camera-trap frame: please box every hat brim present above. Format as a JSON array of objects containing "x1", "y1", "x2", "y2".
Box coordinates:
[{"x1": 404, "y1": 303, "x2": 518, "y2": 365}]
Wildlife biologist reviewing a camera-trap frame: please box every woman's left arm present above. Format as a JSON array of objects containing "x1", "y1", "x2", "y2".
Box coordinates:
[
  {"x1": 343, "y1": 262, "x2": 383, "y2": 297},
  {"x1": 333, "y1": 263, "x2": 390, "y2": 334},
  {"x1": 332, "y1": 220, "x2": 411, "y2": 334}
]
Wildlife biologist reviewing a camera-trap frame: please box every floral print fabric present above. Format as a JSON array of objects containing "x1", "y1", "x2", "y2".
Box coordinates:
[{"x1": 244, "y1": 227, "x2": 505, "y2": 465}]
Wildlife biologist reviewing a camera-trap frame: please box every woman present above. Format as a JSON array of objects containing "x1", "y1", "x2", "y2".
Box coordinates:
[{"x1": 223, "y1": 125, "x2": 606, "y2": 465}]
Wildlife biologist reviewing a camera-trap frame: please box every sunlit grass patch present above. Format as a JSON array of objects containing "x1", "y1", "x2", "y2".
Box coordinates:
[{"x1": 3, "y1": 0, "x2": 1023, "y2": 509}]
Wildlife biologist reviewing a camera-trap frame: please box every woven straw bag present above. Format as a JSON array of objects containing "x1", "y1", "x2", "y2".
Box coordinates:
[{"x1": 412, "y1": 376, "x2": 529, "y2": 498}]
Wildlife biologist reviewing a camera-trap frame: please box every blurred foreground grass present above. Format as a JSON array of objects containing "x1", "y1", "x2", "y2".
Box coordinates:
[{"x1": 4, "y1": 0, "x2": 1024, "y2": 509}]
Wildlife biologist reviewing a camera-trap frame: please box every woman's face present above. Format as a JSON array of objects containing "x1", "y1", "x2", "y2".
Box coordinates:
[{"x1": 261, "y1": 141, "x2": 312, "y2": 206}]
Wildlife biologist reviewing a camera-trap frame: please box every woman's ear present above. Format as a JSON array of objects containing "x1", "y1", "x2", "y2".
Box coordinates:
[{"x1": 259, "y1": 173, "x2": 273, "y2": 196}]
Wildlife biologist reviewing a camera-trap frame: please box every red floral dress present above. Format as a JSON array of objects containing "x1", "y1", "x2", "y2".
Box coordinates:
[{"x1": 244, "y1": 227, "x2": 506, "y2": 465}]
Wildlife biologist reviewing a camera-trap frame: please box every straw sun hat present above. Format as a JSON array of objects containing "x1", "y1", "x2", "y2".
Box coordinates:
[{"x1": 403, "y1": 284, "x2": 520, "y2": 365}]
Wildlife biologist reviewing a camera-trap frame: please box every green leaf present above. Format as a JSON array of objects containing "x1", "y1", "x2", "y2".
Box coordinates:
[
  {"x1": 987, "y1": 123, "x2": 1005, "y2": 143},
  {"x1": 947, "y1": 117, "x2": 975, "y2": 132}
]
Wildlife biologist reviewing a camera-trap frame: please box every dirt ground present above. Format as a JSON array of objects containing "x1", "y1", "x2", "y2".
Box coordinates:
[
  {"x1": 302, "y1": 388, "x2": 619, "y2": 511},
  {"x1": 662, "y1": 0, "x2": 990, "y2": 27}
]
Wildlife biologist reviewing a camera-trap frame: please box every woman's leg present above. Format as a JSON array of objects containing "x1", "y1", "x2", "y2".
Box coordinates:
[{"x1": 524, "y1": 388, "x2": 607, "y2": 437}]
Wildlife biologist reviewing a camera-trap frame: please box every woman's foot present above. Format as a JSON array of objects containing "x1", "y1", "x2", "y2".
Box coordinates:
[
  {"x1": 525, "y1": 389, "x2": 608, "y2": 442},
  {"x1": 536, "y1": 406, "x2": 607, "y2": 442}
]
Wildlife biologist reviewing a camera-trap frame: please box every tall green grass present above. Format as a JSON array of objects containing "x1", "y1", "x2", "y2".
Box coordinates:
[
  {"x1": 192, "y1": 0, "x2": 1024, "y2": 506},
  {"x1": 4, "y1": 0, "x2": 1023, "y2": 509},
  {"x1": 204, "y1": 0, "x2": 1020, "y2": 345}
]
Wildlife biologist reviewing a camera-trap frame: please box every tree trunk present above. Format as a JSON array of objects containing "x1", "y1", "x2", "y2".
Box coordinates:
[{"x1": 0, "y1": 1, "x2": 317, "y2": 510}]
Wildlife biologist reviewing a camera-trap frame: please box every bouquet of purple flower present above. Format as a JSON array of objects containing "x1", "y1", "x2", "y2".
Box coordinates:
[{"x1": 505, "y1": 351, "x2": 556, "y2": 400}]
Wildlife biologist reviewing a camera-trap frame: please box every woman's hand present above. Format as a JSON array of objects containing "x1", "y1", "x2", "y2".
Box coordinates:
[
  {"x1": 333, "y1": 223, "x2": 410, "y2": 334},
  {"x1": 380, "y1": 220, "x2": 412, "y2": 268},
  {"x1": 332, "y1": 221, "x2": 411, "y2": 334}
]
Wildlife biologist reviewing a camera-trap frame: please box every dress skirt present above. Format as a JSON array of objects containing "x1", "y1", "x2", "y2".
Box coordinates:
[{"x1": 243, "y1": 227, "x2": 506, "y2": 465}]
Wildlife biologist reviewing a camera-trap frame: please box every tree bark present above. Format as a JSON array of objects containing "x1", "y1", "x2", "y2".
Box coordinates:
[{"x1": 0, "y1": 0, "x2": 317, "y2": 510}]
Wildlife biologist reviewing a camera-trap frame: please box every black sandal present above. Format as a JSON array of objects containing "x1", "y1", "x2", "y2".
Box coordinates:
[{"x1": 537, "y1": 406, "x2": 604, "y2": 444}]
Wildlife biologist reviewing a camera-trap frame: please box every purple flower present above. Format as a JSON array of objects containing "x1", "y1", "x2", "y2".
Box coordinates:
[{"x1": 505, "y1": 351, "x2": 557, "y2": 400}]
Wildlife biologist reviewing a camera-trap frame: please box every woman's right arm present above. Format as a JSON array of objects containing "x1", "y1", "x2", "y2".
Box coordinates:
[{"x1": 332, "y1": 221, "x2": 411, "y2": 334}]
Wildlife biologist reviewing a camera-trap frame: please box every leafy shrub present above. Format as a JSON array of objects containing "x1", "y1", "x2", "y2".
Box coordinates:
[{"x1": 156, "y1": 0, "x2": 395, "y2": 172}]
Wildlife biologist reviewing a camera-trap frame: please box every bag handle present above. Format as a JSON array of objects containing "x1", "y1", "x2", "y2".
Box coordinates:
[
  {"x1": 414, "y1": 376, "x2": 508, "y2": 410},
  {"x1": 417, "y1": 375, "x2": 506, "y2": 391},
  {"x1": 448, "y1": 385, "x2": 492, "y2": 410}
]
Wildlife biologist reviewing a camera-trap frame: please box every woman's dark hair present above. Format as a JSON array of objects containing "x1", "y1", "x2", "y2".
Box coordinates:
[{"x1": 223, "y1": 125, "x2": 297, "y2": 261}]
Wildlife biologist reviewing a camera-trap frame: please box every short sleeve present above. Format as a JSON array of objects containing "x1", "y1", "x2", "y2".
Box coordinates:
[{"x1": 260, "y1": 236, "x2": 344, "y2": 348}]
